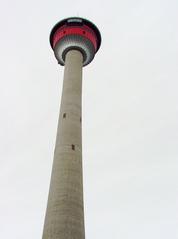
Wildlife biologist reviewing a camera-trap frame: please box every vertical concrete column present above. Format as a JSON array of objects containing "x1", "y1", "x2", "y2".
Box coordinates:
[{"x1": 42, "y1": 50, "x2": 85, "y2": 239}]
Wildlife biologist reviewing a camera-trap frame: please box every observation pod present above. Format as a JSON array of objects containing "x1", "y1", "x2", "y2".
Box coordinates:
[
  {"x1": 42, "y1": 17, "x2": 101, "y2": 239},
  {"x1": 50, "y1": 17, "x2": 101, "y2": 66}
]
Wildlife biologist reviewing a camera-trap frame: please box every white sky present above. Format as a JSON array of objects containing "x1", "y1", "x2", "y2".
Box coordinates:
[{"x1": 0, "y1": 0, "x2": 178, "y2": 238}]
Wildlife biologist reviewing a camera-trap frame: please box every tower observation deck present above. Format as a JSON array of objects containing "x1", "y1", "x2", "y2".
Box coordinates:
[{"x1": 42, "y1": 17, "x2": 101, "y2": 239}]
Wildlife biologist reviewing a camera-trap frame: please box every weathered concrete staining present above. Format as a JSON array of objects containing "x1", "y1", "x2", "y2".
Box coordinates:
[{"x1": 42, "y1": 50, "x2": 85, "y2": 239}]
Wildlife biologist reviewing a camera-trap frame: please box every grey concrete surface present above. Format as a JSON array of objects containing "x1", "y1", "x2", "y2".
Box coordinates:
[{"x1": 42, "y1": 50, "x2": 85, "y2": 239}]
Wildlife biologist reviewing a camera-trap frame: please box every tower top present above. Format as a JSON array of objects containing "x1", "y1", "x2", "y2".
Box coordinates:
[{"x1": 50, "y1": 17, "x2": 101, "y2": 66}]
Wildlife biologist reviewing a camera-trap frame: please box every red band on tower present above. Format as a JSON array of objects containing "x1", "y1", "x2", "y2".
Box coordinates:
[{"x1": 52, "y1": 25, "x2": 97, "y2": 50}]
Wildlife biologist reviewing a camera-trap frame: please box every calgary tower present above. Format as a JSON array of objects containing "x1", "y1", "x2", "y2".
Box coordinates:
[{"x1": 42, "y1": 17, "x2": 101, "y2": 239}]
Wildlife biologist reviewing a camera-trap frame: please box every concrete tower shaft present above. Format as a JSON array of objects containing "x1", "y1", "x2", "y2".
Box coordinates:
[
  {"x1": 42, "y1": 50, "x2": 84, "y2": 239},
  {"x1": 42, "y1": 17, "x2": 101, "y2": 239}
]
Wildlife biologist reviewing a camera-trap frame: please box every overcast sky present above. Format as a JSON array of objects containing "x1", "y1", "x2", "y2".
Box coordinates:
[{"x1": 0, "y1": 0, "x2": 178, "y2": 238}]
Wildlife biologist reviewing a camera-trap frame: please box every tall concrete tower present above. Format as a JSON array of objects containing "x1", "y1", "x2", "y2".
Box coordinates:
[{"x1": 42, "y1": 17, "x2": 101, "y2": 239}]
